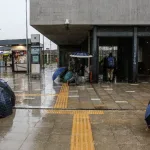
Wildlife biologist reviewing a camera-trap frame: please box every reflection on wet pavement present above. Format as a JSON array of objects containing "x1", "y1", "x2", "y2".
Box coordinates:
[
  {"x1": 1, "y1": 66, "x2": 150, "y2": 150},
  {"x1": 1, "y1": 66, "x2": 150, "y2": 110},
  {"x1": 0, "y1": 66, "x2": 60, "y2": 109},
  {"x1": 0, "y1": 109, "x2": 150, "y2": 150}
]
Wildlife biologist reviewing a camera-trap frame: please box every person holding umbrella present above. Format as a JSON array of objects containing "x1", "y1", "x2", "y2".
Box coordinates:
[{"x1": 145, "y1": 101, "x2": 150, "y2": 130}]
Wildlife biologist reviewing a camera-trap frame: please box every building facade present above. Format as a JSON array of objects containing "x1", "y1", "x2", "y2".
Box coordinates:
[{"x1": 30, "y1": 0, "x2": 150, "y2": 82}]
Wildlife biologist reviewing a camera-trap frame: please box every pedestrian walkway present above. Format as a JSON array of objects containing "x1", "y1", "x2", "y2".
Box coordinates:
[
  {"x1": 1, "y1": 67, "x2": 150, "y2": 110},
  {"x1": 0, "y1": 66, "x2": 150, "y2": 150},
  {"x1": 0, "y1": 109, "x2": 149, "y2": 150}
]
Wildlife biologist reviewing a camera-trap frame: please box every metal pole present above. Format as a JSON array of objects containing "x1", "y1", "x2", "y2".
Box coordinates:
[
  {"x1": 43, "y1": 35, "x2": 45, "y2": 69},
  {"x1": 47, "y1": 51, "x2": 49, "y2": 64},
  {"x1": 132, "y1": 27, "x2": 138, "y2": 83},
  {"x1": 25, "y1": 0, "x2": 29, "y2": 75},
  {"x1": 50, "y1": 40, "x2": 51, "y2": 65}
]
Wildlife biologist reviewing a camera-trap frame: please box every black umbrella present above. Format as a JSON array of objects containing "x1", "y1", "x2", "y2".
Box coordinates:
[{"x1": 0, "y1": 79, "x2": 16, "y2": 106}]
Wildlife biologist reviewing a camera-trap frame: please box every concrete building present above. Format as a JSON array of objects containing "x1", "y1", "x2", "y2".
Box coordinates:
[{"x1": 30, "y1": 0, "x2": 150, "y2": 82}]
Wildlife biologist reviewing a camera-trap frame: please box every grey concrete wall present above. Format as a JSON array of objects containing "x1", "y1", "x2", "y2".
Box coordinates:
[{"x1": 31, "y1": 0, "x2": 150, "y2": 25}]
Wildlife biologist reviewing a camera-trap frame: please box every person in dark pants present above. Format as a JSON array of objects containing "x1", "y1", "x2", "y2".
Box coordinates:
[
  {"x1": 79, "y1": 64, "x2": 84, "y2": 76},
  {"x1": 106, "y1": 53, "x2": 116, "y2": 82}
]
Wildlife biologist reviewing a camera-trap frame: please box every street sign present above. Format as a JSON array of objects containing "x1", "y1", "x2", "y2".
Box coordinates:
[{"x1": 31, "y1": 48, "x2": 40, "y2": 54}]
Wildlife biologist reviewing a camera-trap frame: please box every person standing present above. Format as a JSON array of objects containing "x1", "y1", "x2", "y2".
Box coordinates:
[
  {"x1": 4, "y1": 56, "x2": 7, "y2": 67},
  {"x1": 107, "y1": 53, "x2": 116, "y2": 82},
  {"x1": 99, "y1": 55, "x2": 109, "y2": 82}
]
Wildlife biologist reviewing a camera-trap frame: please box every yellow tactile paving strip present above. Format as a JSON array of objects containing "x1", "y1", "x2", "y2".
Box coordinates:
[
  {"x1": 45, "y1": 110, "x2": 104, "y2": 115},
  {"x1": 44, "y1": 110, "x2": 104, "y2": 150},
  {"x1": 71, "y1": 113, "x2": 95, "y2": 150},
  {"x1": 54, "y1": 83, "x2": 69, "y2": 108}
]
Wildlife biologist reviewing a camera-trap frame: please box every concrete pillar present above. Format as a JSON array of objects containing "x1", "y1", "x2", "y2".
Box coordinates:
[
  {"x1": 47, "y1": 53, "x2": 49, "y2": 64},
  {"x1": 88, "y1": 33, "x2": 91, "y2": 73},
  {"x1": 91, "y1": 26, "x2": 98, "y2": 82},
  {"x1": 57, "y1": 46, "x2": 60, "y2": 67},
  {"x1": 132, "y1": 27, "x2": 138, "y2": 83},
  {"x1": 59, "y1": 50, "x2": 62, "y2": 67}
]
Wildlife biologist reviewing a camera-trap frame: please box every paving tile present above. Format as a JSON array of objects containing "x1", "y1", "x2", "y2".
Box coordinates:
[
  {"x1": 0, "y1": 140, "x2": 24, "y2": 150},
  {"x1": 3, "y1": 132, "x2": 29, "y2": 141},
  {"x1": 91, "y1": 124, "x2": 113, "y2": 136},
  {"x1": 19, "y1": 141, "x2": 47, "y2": 150},
  {"x1": 118, "y1": 144, "x2": 148, "y2": 150},
  {"x1": 53, "y1": 115, "x2": 73, "y2": 123},
  {"x1": 25, "y1": 133, "x2": 50, "y2": 142},
  {"x1": 94, "y1": 143, "x2": 120, "y2": 150},
  {"x1": 136, "y1": 135, "x2": 150, "y2": 144},
  {"x1": 114, "y1": 135, "x2": 140, "y2": 145},
  {"x1": 111, "y1": 128, "x2": 133, "y2": 136},
  {"x1": 93, "y1": 134, "x2": 116, "y2": 145},
  {"x1": 31, "y1": 127, "x2": 53, "y2": 135},
  {"x1": 10, "y1": 127, "x2": 33, "y2": 134},
  {"x1": 35, "y1": 122, "x2": 54, "y2": 128},
  {"x1": 54, "y1": 121, "x2": 72, "y2": 129},
  {"x1": 118, "y1": 103, "x2": 135, "y2": 109},
  {"x1": 51, "y1": 127, "x2": 72, "y2": 135},
  {"x1": 44, "y1": 143, "x2": 70, "y2": 150},
  {"x1": 48, "y1": 134, "x2": 71, "y2": 143}
]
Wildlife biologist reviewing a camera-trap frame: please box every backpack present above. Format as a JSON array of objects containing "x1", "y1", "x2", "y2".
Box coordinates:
[{"x1": 107, "y1": 57, "x2": 115, "y2": 68}]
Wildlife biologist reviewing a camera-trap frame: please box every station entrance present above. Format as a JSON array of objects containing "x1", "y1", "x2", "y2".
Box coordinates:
[
  {"x1": 138, "y1": 37, "x2": 150, "y2": 81},
  {"x1": 98, "y1": 37, "x2": 133, "y2": 82}
]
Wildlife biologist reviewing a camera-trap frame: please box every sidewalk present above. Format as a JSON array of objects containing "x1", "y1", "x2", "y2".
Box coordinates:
[{"x1": 0, "y1": 67, "x2": 150, "y2": 150}]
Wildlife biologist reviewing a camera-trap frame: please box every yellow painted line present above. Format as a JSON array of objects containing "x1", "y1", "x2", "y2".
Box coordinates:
[
  {"x1": 71, "y1": 113, "x2": 95, "y2": 150},
  {"x1": 54, "y1": 83, "x2": 69, "y2": 108},
  {"x1": 16, "y1": 93, "x2": 58, "y2": 97}
]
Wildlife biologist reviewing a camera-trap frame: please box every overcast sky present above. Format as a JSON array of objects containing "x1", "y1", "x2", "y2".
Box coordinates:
[{"x1": 0, "y1": 0, "x2": 57, "y2": 50}]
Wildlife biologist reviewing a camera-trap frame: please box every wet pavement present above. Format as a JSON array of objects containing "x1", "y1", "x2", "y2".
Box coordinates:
[
  {"x1": 0, "y1": 66, "x2": 60, "y2": 109},
  {"x1": 0, "y1": 66, "x2": 150, "y2": 150}
]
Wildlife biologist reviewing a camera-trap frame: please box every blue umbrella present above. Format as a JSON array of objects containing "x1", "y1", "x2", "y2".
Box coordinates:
[
  {"x1": 145, "y1": 104, "x2": 150, "y2": 118},
  {"x1": 70, "y1": 52, "x2": 92, "y2": 58},
  {"x1": 145, "y1": 104, "x2": 150, "y2": 127},
  {"x1": 52, "y1": 67, "x2": 67, "y2": 81}
]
